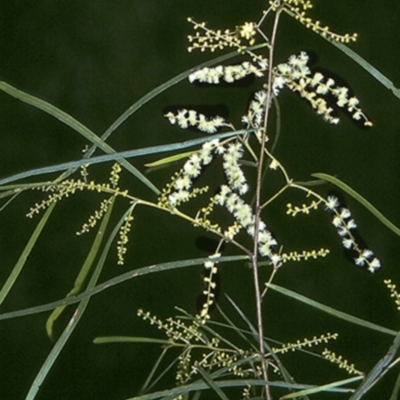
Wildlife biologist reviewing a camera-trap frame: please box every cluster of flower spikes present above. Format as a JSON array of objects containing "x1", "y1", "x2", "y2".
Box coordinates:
[
  {"x1": 183, "y1": 17, "x2": 271, "y2": 138},
  {"x1": 164, "y1": 91, "x2": 266, "y2": 204},
  {"x1": 186, "y1": 15, "x2": 270, "y2": 80},
  {"x1": 188, "y1": 62, "x2": 269, "y2": 142},
  {"x1": 187, "y1": 18, "x2": 259, "y2": 53},
  {"x1": 162, "y1": 127, "x2": 280, "y2": 266},
  {"x1": 325, "y1": 196, "x2": 381, "y2": 273},
  {"x1": 163, "y1": 33, "x2": 282, "y2": 264},
  {"x1": 272, "y1": 51, "x2": 373, "y2": 127}
]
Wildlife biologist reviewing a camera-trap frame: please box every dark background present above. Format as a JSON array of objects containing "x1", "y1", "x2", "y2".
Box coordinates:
[{"x1": 0, "y1": 1, "x2": 400, "y2": 399}]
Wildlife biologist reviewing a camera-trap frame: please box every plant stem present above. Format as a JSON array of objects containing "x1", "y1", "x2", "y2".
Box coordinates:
[{"x1": 252, "y1": 3, "x2": 282, "y2": 399}]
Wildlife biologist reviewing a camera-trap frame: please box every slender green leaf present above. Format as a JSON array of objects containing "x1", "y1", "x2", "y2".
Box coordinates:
[
  {"x1": 350, "y1": 333, "x2": 400, "y2": 400},
  {"x1": 268, "y1": 283, "x2": 398, "y2": 336},
  {"x1": 144, "y1": 151, "x2": 196, "y2": 167},
  {"x1": 94, "y1": 337, "x2": 171, "y2": 345},
  {"x1": 0, "y1": 130, "x2": 251, "y2": 187},
  {"x1": 0, "y1": 255, "x2": 248, "y2": 321},
  {"x1": 197, "y1": 365, "x2": 230, "y2": 400},
  {"x1": 390, "y1": 370, "x2": 400, "y2": 400},
  {"x1": 312, "y1": 172, "x2": 400, "y2": 236},
  {"x1": 24, "y1": 44, "x2": 267, "y2": 186},
  {"x1": 0, "y1": 44, "x2": 266, "y2": 189},
  {"x1": 45, "y1": 197, "x2": 118, "y2": 339},
  {"x1": 0, "y1": 202, "x2": 56, "y2": 306},
  {"x1": 26, "y1": 196, "x2": 116, "y2": 400},
  {"x1": 215, "y1": 305, "x2": 258, "y2": 352},
  {"x1": 327, "y1": 40, "x2": 400, "y2": 100},
  {"x1": 280, "y1": 376, "x2": 362, "y2": 399},
  {"x1": 139, "y1": 347, "x2": 170, "y2": 395},
  {"x1": 0, "y1": 81, "x2": 104, "y2": 149},
  {"x1": 126, "y1": 378, "x2": 351, "y2": 400},
  {"x1": 0, "y1": 81, "x2": 159, "y2": 194}
]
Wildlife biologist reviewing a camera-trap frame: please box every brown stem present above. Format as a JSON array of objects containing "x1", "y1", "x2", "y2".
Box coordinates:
[{"x1": 252, "y1": 3, "x2": 283, "y2": 400}]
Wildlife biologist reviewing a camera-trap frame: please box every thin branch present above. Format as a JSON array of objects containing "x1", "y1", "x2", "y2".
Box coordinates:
[{"x1": 252, "y1": 3, "x2": 283, "y2": 399}]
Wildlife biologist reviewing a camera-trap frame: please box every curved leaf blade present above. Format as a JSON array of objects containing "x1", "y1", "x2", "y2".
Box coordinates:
[
  {"x1": 0, "y1": 81, "x2": 159, "y2": 194},
  {"x1": 0, "y1": 255, "x2": 248, "y2": 321},
  {"x1": 26, "y1": 196, "x2": 116, "y2": 400},
  {"x1": 0, "y1": 130, "x2": 250, "y2": 187},
  {"x1": 268, "y1": 283, "x2": 397, "y2": 336},
  {"x1": 0, "y1": 203, "x2": 56, "y2": 306}
]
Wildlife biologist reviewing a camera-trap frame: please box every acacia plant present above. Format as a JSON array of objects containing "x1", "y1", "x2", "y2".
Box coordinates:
[{"x1": 1, "y1": 1, "x2": 400, "y2": 400}]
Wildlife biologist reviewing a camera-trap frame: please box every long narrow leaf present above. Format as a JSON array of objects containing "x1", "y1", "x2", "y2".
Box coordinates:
[
  {"x1": 268, "y1": 283, "x2": 397, "y2": 336},
  {"x1": 390, "y1": 370, "x2": 400, "y2": 400},
  {"x1": 45, "y1": 197, "x2": 118, "y2": 339},
  {"x1": 139, "y1": 347, "x2": 171, "y2": 395},
  {"x1": 214, "y1": 305, "x2": 258, "y2": 352},
  {"x1": 197, "y1": 365, "x2": 230, "y2": 400},
  {"x1": 126, "y1": 378, "x2": 351, "y2": 400},
  {"x1": 0, "y1": 202, "x2": 56, "y2": 306},
  {"x1": 0, "y1": 81, "x2": 159, "y2": 194},
  {"x1": 0, "y1": 82, "x2": 104, "y2": 149},
  {"x1": 0, "y1": 130, "x2": 251, "y2": 187},
  {"x1": 312, "y1": 173, "x2": 400, "y2": 236},
  {"x1": 30, "y1": 44, "x2": 267, "y2": 185},
  {"x1": 349, "y1": 333, "x2": 400, "y2": 400},
  {"x1": 144, "y1": 151, "x2": 196, "y2": 168},
  {"x1": 0, "y1": 255, "x2": 248, "y2": 321},
  {"x1": 94, "y1": 337, "x2": 171, "y2": 345},
  {"x1": 280, "y1": 376, "x2": 362, "y2": 399},
  {"x1": 327, "y1": 40, "x2": 400, "y2": 100},
  {"x1": 25, "y1": 196, "x2": 116, "y2": 400}
]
